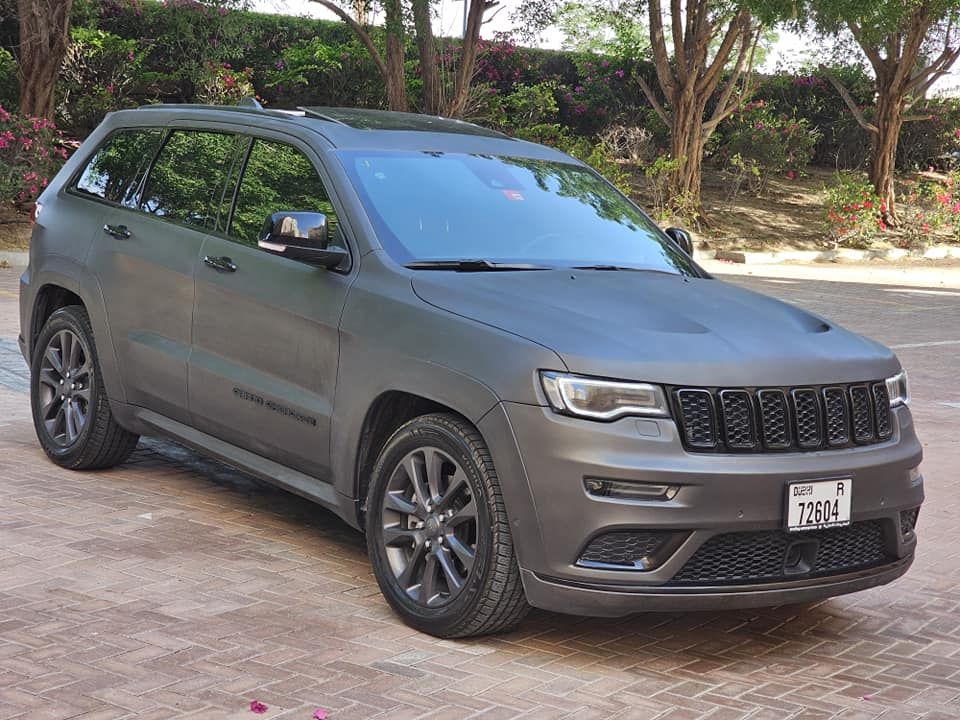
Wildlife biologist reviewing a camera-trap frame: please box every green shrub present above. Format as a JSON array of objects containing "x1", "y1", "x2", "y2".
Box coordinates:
[
  {"x1": 57, "y1": 26, "x2": 142, "y2": 134},
  {"x1": 195, "y1": 62, "x2": 255, "y2": 105},
  {"x1": 712, "y1": 100, "x2": 819, "y2": 194},
  {"x1": 0, "y1": 105, "x2": 71, "y2": 209},
  {"x1": 824, "y1": 173, "x2": 883, "y2": 246},
  {"x1": 0, "y1": 47, "x2": 16, "y2": 110}
]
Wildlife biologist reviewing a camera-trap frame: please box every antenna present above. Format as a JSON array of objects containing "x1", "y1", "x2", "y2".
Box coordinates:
[{"x1": 237, "y1": 97, "x2": 263, "y2": 110}]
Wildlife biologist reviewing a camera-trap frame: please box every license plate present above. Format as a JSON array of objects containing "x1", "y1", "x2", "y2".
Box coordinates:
[{"x1": 786, "y1": 478, "x2": 852, "y2": 532}]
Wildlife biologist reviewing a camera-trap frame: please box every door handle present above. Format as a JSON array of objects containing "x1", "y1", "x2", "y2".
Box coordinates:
[
  {"x1": 203, "y1": 255, "x2": 237, "y2": 273},
  {"x1": 103, "y1": 223, "x2": 131, "y2": 240}
]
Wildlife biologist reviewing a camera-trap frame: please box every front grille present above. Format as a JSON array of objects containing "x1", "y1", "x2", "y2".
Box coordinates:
[
  {"x1": 669, "y1": 521, "x2": 891, "y2": 585},
  {"x1": 674, "y1": 381, "x2": 894, "y2": 453},
  {"x1": 578, "y1": 531, "x2": 673, "y2": 568}
]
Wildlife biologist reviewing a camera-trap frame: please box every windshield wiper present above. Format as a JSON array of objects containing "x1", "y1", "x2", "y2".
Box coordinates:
[
  {"x1": 405, "y1": 259, "x2": 552, "y2": 272},
  {"x1": 571, "y1": 265, "x2": 678, "y2": 274}
]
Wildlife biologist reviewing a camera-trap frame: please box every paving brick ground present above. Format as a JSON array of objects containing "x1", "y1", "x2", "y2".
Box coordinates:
[{"x1": 1, "y1": 265, "x2": 959, "y2": 720}]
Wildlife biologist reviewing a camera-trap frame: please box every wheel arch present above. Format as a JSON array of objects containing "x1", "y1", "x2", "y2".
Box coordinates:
[
  {"x1": 351, "y1": 390, "x2": 481, "y2": 525},
  {"x1": 27, "y1": 266, "x2": 126, "y2": 404}
]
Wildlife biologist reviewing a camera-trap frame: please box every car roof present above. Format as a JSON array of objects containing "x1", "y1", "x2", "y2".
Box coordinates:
[{"x1": 108, "y1": 104, "x2": 574, "y2": 162}]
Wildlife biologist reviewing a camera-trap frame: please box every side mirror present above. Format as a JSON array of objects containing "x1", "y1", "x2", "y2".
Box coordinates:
[
  {"x1": 258, "y1": 211, "x2": 348, "y2": 269},
  {"x1": 664, "y1": 227, "x2": 694, "y2": 256}
]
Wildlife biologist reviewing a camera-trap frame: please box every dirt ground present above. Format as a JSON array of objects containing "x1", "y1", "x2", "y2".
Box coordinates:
[{"x1": 0, "y1": 205, "x2": 31, "y2": 251}]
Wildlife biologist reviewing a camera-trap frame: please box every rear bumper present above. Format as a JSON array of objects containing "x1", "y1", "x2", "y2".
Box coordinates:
[{"x1": 520, "y1": 554, "x2": 914, "y2": 617}]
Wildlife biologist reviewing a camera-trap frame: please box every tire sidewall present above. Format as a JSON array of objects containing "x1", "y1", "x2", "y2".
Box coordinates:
[
  {"x1": 366, "y1": 417, "x2": 494, "y2": 635},
  {"x1": 30, "y1": 307, "x2": 100, "y2": 465}
]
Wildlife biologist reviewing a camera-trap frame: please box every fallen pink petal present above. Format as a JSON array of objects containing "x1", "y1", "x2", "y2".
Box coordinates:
[
  {"x1": 249, "y1": 699, "x2": 268, "y2": 714},
  {"x1": 862, "y1": 694, "x2": 874, "y2": 701},
  {"x1": 313, "y1": 710, "x2": 328, "y2": 719}
]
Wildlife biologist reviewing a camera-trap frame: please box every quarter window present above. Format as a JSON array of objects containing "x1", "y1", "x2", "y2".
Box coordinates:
[
  {"x1": 74, "y1": 129, "x2": 164, "y2": 206},
  {"x1": 229, "y1": 139, "x2": 339, "y2": 248},
  {"x1": 140, "y1": 130, "x2": 246, "y2": 231}
]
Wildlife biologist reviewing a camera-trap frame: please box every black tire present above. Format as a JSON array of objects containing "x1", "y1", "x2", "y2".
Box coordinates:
[
  {"x1": 30, "y1": 305, "x2": 139, "y2": 470},
  {"x1": 366, "y1": 413, "x2": 529, "y2": 637}
]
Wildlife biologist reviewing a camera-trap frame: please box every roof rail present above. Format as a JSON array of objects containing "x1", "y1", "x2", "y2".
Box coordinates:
[{"x1": 298, "y1": 107, "x2": 350, "y2": 126}]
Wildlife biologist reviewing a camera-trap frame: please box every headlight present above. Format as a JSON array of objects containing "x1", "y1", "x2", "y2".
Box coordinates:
[
  {"x1": 540, "y1": 372, "x2": 669, "y2": 421},
  {"x1": 885, "y1": 370, "x2": 909, "y2": 407}
]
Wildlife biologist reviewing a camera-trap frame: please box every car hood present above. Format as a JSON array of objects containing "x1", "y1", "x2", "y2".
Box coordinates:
[{"x1": 411, "y1": 270, "x2": 899, "y2": 387}]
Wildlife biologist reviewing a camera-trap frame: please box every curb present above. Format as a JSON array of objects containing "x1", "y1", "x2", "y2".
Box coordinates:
[
  {"x1": 0, "y1": 250, "x2": 28, "y2": 267},
  {"x1": 707, "y1": 244, "x2": 960, "y2": 264}
]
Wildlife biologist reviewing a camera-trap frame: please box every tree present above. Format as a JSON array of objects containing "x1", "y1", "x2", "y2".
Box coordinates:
[
  {"x1": 17, "y1": 0, "x2": 74, "y2": 119},
  {"x1": 514, "y1": 0, "x2": 789, "y2": 217},
  {"x1": 637, "y1": 0, "x2": 766, "y2": 215},
  {"x1": 309, "y1": 0, "x2": 498, "y2": 116},
  {"x1": 812, "y1": 0, "x2": 960, "y2": 223}
]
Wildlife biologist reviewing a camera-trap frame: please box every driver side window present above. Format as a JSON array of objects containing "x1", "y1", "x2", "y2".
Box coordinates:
[{"x1": 229, "y1": 139, "x2": 339, "y2": 248}]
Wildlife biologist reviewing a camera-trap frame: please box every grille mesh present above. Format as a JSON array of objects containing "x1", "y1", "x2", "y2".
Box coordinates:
[
  {"x1": 873, "y1": 384, "x2": 892, "y2": 438},
  {"x1": 675, "y1": 380, "x2": 894, "y2": 453},
  {"x1": 900, "y1": 507, "x2": 920, "y2": 536},
  {"x1": 669, "y1": 521, "x2": 890, "y2": 585},
  {"x1": 823, "y1": 388, "x2": 850, "y2": 445},
  {"x1": 720, "y1": 390, "x2": 756, "y2": 448},
  {"x1": 850, "y1": 385, "x2": 875, "y2": 442},
  {"x1": 758, "y1": 390, "x2": 790, "y2": 448},
  {"x1": 579, "y1": 532, "x2": 670, "y2": 567},
  {"x1": 792, "y1": 389, "x2": 822, "y2": 448},
  {"x1": 676, "y1": 390, "x2": 717, "y2": 448}
]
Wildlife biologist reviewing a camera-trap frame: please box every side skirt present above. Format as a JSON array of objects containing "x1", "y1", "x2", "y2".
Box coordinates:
[{"x1": 127, "y1": 405, "x2": 346, "y2": 516}]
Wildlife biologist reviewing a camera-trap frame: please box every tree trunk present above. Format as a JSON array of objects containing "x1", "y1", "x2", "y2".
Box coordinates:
[
  {"x1": 17, "y1": 0, "x2": 74, "y2": 119},
  {"x1": 668, "y1": 92, "x2": 708, "y2": 212},
  {"x1": 412, "y1": 0, "x2": 441, "y2": 115},
  {"x1": 382, "y1": 0, "x2": 408, "y2": 112},
  {"x1": 869, "y1": 89, "x2": 904, "y2": 223},
  {"x1": 445, "y1": 0, "x2": 486, "y2": 118}
]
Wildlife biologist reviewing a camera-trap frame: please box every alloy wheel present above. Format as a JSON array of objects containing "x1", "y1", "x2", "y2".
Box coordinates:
[
  {"x1": 380, "y1": 446, "x2": 479, "y2": 608},
  {"x1": 37, "y1": 329, "x2": 92, "y2": 447}
]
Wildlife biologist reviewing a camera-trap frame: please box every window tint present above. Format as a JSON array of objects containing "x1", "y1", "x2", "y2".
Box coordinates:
[
  {"x1": 74, "y1": 129, "x2": 163, "y2": 206},
  {"x1": 141, "y1": 130, "x2": 246, "y2": 231},
  {"x1": 229, "y1": 139, "x2": 339, "y2": 247}
]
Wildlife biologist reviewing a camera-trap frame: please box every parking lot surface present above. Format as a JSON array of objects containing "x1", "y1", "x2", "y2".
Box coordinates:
[{"x1": 0, "y1": 265, "x2": 958, "y2": 719}]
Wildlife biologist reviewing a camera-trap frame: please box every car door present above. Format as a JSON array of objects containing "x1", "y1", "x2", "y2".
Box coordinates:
[
  {"x1": 189, "y1": 134, "x2": 353, "y2": 482},
  {"x1": 89, "y1": 127, "x2": 246, "y2": 423}
]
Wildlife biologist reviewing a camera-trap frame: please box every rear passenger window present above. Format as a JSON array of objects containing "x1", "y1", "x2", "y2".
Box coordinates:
[
  {"x1": 229, "y1": 139, "x2": 339, "y2": 247},
  {"x1": 140, "y1": 130, "x2": 246, "y2": 231},
  {"x1": 74, "y1": 129, "x2": 163, "y2": 206}
]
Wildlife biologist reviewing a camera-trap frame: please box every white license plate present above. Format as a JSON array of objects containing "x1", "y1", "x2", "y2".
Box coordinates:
[{"x1": 786, "y1": 479, "x2": 852, "y2": 531}]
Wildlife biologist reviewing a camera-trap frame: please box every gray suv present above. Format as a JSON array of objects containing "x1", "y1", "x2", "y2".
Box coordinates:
[{"x1": 19, "y1": 105, "x2": 924, "y2": 637}]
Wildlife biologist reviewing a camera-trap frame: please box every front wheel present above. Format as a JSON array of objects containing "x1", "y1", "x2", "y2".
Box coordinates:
[{"x1": 366, "y1": 413, "x2": 529, "y2": 637}]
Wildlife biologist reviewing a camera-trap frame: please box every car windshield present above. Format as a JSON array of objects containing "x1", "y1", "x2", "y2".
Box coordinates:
[{"x1": 338, "y1": 150, "x2": 697, "y2": 274}]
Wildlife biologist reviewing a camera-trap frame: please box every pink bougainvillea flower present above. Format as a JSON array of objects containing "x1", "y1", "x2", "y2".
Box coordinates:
[
  {"x1": 313, "y1": 709, "x2": 328, "y2": 719},
  {"x1": 862, "y1": 693, "x2": 874, "y2": 701},
  {"x1": 249, "y1": 699, "x2": 268, "y2": 713}
]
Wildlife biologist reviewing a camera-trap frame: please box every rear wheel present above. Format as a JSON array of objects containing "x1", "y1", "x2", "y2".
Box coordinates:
[
  {"x1": 31, "y1": 305, "x2": 139, "y2": 469},
  {"x1": 366, "y1": 413, "x2": 529, "y2": 637}
]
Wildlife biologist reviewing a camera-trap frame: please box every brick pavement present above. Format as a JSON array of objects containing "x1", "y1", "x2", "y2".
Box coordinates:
[{"x1": 1, "y1": 265, "x2": 960, "y2": 719}]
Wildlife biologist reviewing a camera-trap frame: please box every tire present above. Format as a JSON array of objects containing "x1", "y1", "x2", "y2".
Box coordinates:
[
  {"x1": 30, "y1": 305, "x2": 139, "y2": 470},
  {"x1": 366, "y1": 413, "x2": 529, "y2": 637}
]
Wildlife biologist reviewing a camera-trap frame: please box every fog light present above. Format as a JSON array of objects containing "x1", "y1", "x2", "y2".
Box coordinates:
[{"x1": 584, "y1": 478, "x2": 680, "y2": 501}]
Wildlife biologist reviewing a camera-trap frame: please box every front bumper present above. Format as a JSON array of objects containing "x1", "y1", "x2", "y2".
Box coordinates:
[{"x1": 477, "y1": 402, "x2": 923, "y2": 615}]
